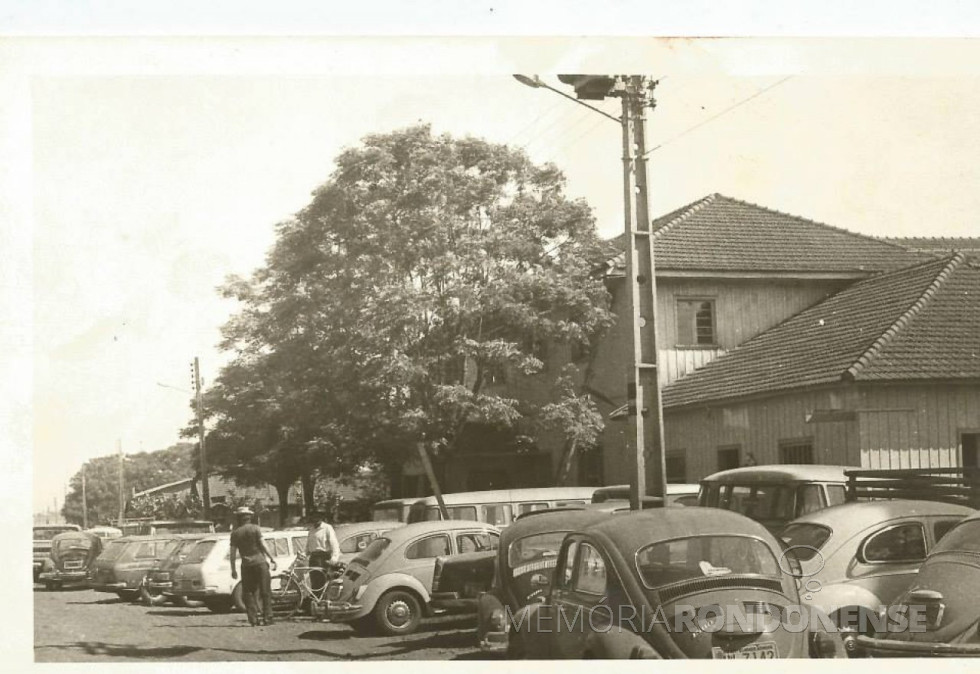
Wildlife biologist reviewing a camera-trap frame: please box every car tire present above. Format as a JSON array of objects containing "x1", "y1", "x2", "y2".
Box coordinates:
[
  {"x1": 139, "y1": 578, "x2": 167, "y2": 606},
  {"x1": 373, "y1": 589, "x2": 423, "y2": 636},
  {"x1": 44, "y1": 580, "x2": 62, "y2": 592},
  {"x1": 115, "y1": 590, "x2": 139, "y2": 602},
  {"x1": 231, "y1": 582, "x2": 246, "y2": 612}
]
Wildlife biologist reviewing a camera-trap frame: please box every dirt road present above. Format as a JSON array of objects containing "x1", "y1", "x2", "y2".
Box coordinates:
[{"x1": 34, "y1": 586, "x2": 490, "y2": 662}]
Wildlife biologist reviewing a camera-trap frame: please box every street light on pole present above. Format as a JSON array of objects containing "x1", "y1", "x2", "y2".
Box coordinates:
[{"x1": 513, "y1": 74, "x2": 668, "y2": 511}]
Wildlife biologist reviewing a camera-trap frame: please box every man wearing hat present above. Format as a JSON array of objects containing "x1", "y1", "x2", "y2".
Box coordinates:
[{"x1": 229, "y1": 506, "x2": 277, "y2": 626}]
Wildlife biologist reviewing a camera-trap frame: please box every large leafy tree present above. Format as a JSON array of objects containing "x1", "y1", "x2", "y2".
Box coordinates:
[{"x1": 212, "y1": 124, "x2": 613, "y2": 489}]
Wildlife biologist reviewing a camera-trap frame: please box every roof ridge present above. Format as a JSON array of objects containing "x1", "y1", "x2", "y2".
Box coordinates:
[
  {"x1": 650, "y1": 193, "x2": 718, "y2": 238},
  {"x1": 712, "y1": 194, "x2": 921, "y2": 255},
  {"x1": 844, "y1": 253, "x2": 965, "y2": 380}
]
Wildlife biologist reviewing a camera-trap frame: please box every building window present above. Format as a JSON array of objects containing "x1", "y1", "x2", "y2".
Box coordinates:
[
  {"x1": 676, "y1": 299, "x2": 716, "y2": 346},
  {"x1": 666, "y1": 451, "x2": 687, "y2": 483},
  {"x1": 779, "y1": 439, "x2": 814, "y2": 464},
  {"x1": 717, "y1": 445, "x2": 741, "y2": 471}
]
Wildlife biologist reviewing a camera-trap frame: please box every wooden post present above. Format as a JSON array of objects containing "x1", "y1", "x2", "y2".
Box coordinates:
[{"x1": 416, "y1": 443, "x2": 450, "y2": 520}]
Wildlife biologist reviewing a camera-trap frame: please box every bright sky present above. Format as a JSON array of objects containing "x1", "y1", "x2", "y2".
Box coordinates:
[{"x1": 11, "y1": 37, "x2": 980, "y2": 513}]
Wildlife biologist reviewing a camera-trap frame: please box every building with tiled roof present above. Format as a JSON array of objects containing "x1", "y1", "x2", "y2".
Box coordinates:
[
  {"x1": 882, "y1": 236, "x2": 980, "y2": 262},
  {"x1": 659, "y1": 254, "x2": 980, "y2": 476}
]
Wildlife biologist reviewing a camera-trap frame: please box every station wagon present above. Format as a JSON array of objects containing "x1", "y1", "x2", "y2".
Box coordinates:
[
  {"x1": 88, "y1": 534, "x2": 189, "y2": 601},
  {"x1": 326, "y1": 520, "x2": 500, "y2": 635}
]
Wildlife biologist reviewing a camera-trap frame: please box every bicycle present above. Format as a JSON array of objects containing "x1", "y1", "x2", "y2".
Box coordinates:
[{"x1": 271, "y1": 557, "x2": 346, "y2": 619}]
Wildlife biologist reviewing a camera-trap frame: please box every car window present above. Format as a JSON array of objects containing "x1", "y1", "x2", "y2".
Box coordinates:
[
  {"x1": 456, "y1": 532, "x2": 497, "y2": 553},
  {"x1": 555, "y1": 500, "x2": 586, "y2": 508},
  {"x1": 340, "y1": 533, "x2": 377, "y2": 554},
  {"x1": 825, "y1": 485, "x2": 847, "y2": 507},
  {"x1": 862, "y1": 523, "x2": 927, "y2": 563},
  {"x1": 134, "y1": 541, "x2": 171, "y2": 559},
  {"x1": 560, "y1": 539, "x2": 579, "y2": 587},
  {"x1": 481, "y1": 504, "x2": 510, "y2": 527},
  {"x1": 932, "y1": 520, "x2": 980, "y2": 554},
  {"x1": 780, "y1": 523, "x2": 832, "y2": 560},
  {"x1": 353, "y1": 537, "x2": 391, "y2": 566},
  {"x1": 635, "y1": 535, "x2": 781, "y2": 588},
  {"x1": 508, "y1": 531, "x2": 568, "y2": 570},
  {"x1": 573, "y1": 543, "x2": 607, "y2": 595},
  {"x1": 273, "y1": 538, "x2": 290, "y2": 557},
  {"x1": 181, "y1": 540, "x2": 216, "y2": 564},
  {"x1": 405, "y1": 534, "x2": 451, "y2": 560},
  {"x1": 517, "y1": 502, "x2": 550, "y2": 516},
  {"x1": 933, "y1": 519, "x2": 961, "y2": 544},
  {"x1": 292, "y1": 536, "x2": 307, "y2": 555},
  {"x1": 797, "y1": 485, "x2": 824, "y2": 516},
  {"x1": 673, "y1": 494, "x2": 700, "y2": 507}
]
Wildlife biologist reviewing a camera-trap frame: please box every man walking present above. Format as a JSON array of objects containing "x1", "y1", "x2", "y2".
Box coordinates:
[
  {"x1": 229, "y1": 506, "x2": 277, "y2": 626},
  {"x1": 306, "y1": 511, "x2": 341, "y2": 570}
]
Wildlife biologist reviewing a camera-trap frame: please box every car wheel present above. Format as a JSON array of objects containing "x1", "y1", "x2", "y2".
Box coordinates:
[
  {"x1": 139, "y1": 579, "x2": 167, "y2": 606},
  {"x1": 231, "y1": 583, "x2": 246, "y2": 612},
  {"x1": 203, "y1": 597, "x2": 233, "y2": 613},
  {"x1": 115, "y1": 589, "x2": 139, "y2": 602},
  {"x1": 44, "y1": 581, "x2": 62, "y2": 592},
  {"x1": 373, "y1": 589, "x2": 423, "y2": 636}
]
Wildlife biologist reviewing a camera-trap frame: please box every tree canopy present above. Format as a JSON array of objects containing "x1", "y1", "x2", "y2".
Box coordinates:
[{"x1": 205, "y1": 124, "x2": 613, "y2": 491}]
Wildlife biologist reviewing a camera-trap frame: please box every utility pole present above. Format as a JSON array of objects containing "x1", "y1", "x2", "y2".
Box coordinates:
[
  {"x1": 193, "y1": 357, "x2": 211, "y2": 519},
  {"x1": 82, "y1": 466, "x2": 88, "y2": 528},
  {"x1": 117, "y1": 439, "x2": 125, "y2": 526},
  {"x1": 618, "y1": 75, "x2": 668, "y2": 511}
]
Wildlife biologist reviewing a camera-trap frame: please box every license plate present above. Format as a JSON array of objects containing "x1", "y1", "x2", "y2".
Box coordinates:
[
  {"x1": 64, "y1": 560, "x2": 83, "y2": 570},
  {"x1": 712, "y1": 642, "x2": 778, "y2": 659}
]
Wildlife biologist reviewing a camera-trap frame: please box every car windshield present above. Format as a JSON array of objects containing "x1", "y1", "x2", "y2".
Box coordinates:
[
  {"x1": 168, "y1": 538, "x2": 199, "y2": 562},
  {"x1": 779, "y1": 523, "x2": 832, "y2": 561},
  {"x1": 133, "y1": 539, "x2": 178, "y2": 560},
  {"x1": 507, "y1": 532, "x2": 569, "y2": 569},
  {"x1": 720, "y1": 484, "x2": 796, "y2": 521},
  {"x1": 182, "y1": 540, "x2": 217, "y2": 564},
  {"x1": 635, "y1": 535, "x2": 781, "y2": 589},
  {"x1": 34, "y1": 527, "x2": 75, "y2": 541},
  {"x1": 931, "y1": 520, "x2": 980, "y2": 555},
  {"x1": 372, "y1": 507, "x2": 403, "y2": 522},
  {"x1": 99, "y1": 540, "x2": 130, "y2": 561},
  {"x1": 353, "y1": 537, "x2": 391, "y2": 566},
  {"x1": 53, "y1": 536, "x2": 95, "y2": 553}
]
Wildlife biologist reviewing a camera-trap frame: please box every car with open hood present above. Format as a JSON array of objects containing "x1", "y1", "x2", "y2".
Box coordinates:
[
  {"x1": 510, "y1": 507, "x2": 846, "y2": 659},
  {"x1": 325, "y1": 520, "x2": 500, "y2": 636},
  {"x1": 780, "y1": 500, "x2": 972, "y2": 633},
  {"x1": 845, "y1": 511, "x2": 980, "y2": 657},
  {"x1": 38, "y1": 529, "x2": 103, "y2": 590}
]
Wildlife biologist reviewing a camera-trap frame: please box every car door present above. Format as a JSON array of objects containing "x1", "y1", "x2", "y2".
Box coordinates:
[
  {"x1": 401, "y1": 533, "x2": 452, "y2": 591},
  {"x1": 551, "y1": 538, "x2": 611, "y2": 659},
  {"x1": 848, "y1": 520, "x2": 928, "y2": 605}
]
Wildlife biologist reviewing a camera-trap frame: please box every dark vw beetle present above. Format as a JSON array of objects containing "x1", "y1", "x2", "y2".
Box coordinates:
[
  {"x1": 511, "y1": 508, "x2": 845, "y2": 659},
  {"x1": 38, "y1": 530, "x2": 103, "y2": 590},
  {"x1": 847, "y1": 511, "x2": 980, "y2": 657},
  {"x1": 475, "y1": 508, "x2": 613, "y2": 652}
]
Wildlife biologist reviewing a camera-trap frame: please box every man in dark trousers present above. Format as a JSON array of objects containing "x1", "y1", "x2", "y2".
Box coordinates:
[{"x1": 229, "y1": 506, "x2": 277, "y2": 626}]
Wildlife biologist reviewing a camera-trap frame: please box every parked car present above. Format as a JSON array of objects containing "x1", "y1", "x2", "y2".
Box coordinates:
[
  {"x1": 699, "y1": 465, "x2": 851, "y2": 531},
  {"x1": 326, "y1": 520, "x2": 500, "y2": 636},
  {"x1": 332, "y1": 521, "x2": 404, "y2": 563},
  {"x1": 845, "y1": 511, "x2": 980, "y2": 657},
  {"x1": 470, "y1": 507, "x2": 616, "y2": 652},
  {"x1": 592, "y1": 483, "x2": 701, "y2": 506},
  {"x1": 780, "y1": 500, "x2": 973, "y2": 633},
  {"x1": 170, "y1": 529, "x2": 307, "y2": 613},
  {"x1": 371, "y1": 498, "x2": 421, "y2": 523},
  {"x1": 141, "y1": 534, "x2": 209, "y2": 605},
  {"x1": 38, "y1": 529, "x2": 103, "y2": 590},
  {"x1": 87, "y1": 526, "x2": 123, "y2": 541},
  {"x1": 510, "y1": 507, "x2": 846, "y2": 659},
  {"x1": 406, "y1": 487, "x2": 600, "y2": 528},
  {"x1": 88, "y1": 534, "x2": 190, "y2": 601},
  {"x1": 33, "y1": 524, "x2": 81, "y2": 582}
]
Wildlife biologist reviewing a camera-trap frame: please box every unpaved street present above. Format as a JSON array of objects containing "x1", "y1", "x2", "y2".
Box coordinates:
[{"x1": 34, "y1": 587, "x2": 490, "y2": 662}]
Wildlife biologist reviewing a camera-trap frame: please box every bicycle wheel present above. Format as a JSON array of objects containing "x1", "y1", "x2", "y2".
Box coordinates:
[{"x1": 271, "y1": 573, "x2": 305, "y2": 618}]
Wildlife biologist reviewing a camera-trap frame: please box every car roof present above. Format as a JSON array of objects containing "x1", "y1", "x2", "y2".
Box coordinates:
[
  {"x1": 593, "y1": 484, "x2": 700, "y2": 495},
  {"x1": 788, "y1": 500, "x2": 975, "y2": 537},
  {"x1": 336, "y1": 521, "x2": 402, "y2": 534},
  {"x1": 117, "y1": 533, "x2": 198, "y2": 542},
  {"x1": 502, "y1": 508, "x2": 614, "y2": 543},
  {"x1": 701, "y1": 464, "x2": 851, "y2": 483},
  {"x1": 581, "y1": 507, "x2": 775, "y2": 555},
  {"x1": 380, "y1": 519, "x2": 498, "y2": 543}
]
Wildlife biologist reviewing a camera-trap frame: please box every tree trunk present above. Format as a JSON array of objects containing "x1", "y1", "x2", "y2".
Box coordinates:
[
  {"x1": 275, "y1": 481, "x2": 290, "y2": 527},
  {"x1": 301, "y1": 473, "x2": 316, "y2": 517},
  {"x1": 554, "y1": 438, "x2": 579, "y2": 486}
]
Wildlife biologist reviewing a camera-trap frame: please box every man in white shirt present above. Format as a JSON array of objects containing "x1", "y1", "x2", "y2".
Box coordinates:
[{"x1": 306, "y1": 512, "x2": 341, "y2": 569}]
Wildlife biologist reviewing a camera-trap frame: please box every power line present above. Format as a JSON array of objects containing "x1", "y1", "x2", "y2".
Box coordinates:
[{"x1": 643, "y1": 75, "x2": 794, "y2": 157}]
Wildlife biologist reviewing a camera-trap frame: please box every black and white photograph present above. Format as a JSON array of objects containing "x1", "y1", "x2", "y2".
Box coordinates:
[{"x1": 6, "y1": 5, "x2": 980, "y2": 666}]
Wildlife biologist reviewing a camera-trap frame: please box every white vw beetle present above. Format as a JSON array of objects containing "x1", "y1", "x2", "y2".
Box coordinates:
[{"x1": 327, "y1": 520, "x2": 500, "y2": 635}]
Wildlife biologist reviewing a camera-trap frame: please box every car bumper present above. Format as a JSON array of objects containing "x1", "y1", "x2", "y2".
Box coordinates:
[
  {"x1": 325, "y1": 600, "x2": 366, "y2": 621},
  {"x1": 39, "y1": 570, "x2": 89, "y2": 583},
  {"x1": 846, "y1": 634, "x2": 980, "y2": 657},
  {"x1": 146, "y1": 582, "x2": 174, "y2": 592},
  {"x1": 480, "y1": 630, "x2": 508, "y2": 653},
  {"x1": 430, "y1": 592, "x2": 478, "y2": 613}
]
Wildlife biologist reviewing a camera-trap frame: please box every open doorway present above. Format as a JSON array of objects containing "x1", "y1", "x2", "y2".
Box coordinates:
[{"x1": 962, "y1": 432, "x2": 979, "y2": 468}]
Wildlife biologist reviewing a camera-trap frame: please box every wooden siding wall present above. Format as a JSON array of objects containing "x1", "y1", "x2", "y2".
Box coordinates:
[
  {"x1": 656, "y1": 278, "x2": 848, "y2": 350},
  {"x1": 657, "y1": 384, "x2": 980, "y2": 482}
]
